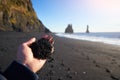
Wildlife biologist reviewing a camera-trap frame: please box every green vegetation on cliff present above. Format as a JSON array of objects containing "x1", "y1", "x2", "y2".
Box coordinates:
[{"x1": 0, "y1": 0, "x2": 46, "y2": 32}]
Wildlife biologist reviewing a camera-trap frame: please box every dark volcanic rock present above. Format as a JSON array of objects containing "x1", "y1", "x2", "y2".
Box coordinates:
[
  {"x1": 0, "y1": 0, "x2": 46, "y2": 32},
  {"x1": 65, "y1": 24, "x2": 74, "y2": 33},
  {"x1": 44, "y1": 27, "x2": 51, "y2": 33},
  {"x1": 86, "y1": 25, "x2": 90, "y2": 33}
]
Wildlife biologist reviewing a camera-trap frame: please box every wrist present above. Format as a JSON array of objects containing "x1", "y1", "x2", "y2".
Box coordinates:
[
  {"x1": 15, "y1": 60, "x2": 36, "y2": 73},
  {"x1": 4, "y1": 61, "x2": 39, "y2": 80}
]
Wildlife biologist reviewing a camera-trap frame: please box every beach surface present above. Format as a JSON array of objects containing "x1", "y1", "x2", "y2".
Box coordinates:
[{"x1": 0, "y1": 32, "x2": 120, "y2": 80}]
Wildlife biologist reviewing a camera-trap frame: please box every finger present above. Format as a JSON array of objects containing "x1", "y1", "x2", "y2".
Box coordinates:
[
  {"x1": 49, "y1": 37, "x2": 54, "y2": 44},
  {"x1": 51, "y1": 40, "x2": 54, "y2": 45},
  {"x1": 25, "y1": 38, "x2": 36, "y2": 46},
  {"x1": 42, "y1": 34, "x2": 49, "y2": 39},
  {"x1": 42, "y1": 35, "x2": 54, "y2": 44},
  {"x1": 51, "y1": 46, "x2": 55, "y2": 53}
]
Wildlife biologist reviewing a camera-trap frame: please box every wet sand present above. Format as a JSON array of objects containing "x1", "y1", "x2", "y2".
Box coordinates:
[{"x1": 0, "y1": 32, "x2": 120, "y2": 80}]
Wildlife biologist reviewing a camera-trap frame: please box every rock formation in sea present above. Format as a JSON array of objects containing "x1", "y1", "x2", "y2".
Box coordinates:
[
  {"x1": 0, "y1": 0, "x2": 48, "y2": 32},
  {"x1": 86, "y1": 25, "x2": 90, "y2": 33},
  {"x1": 65, "y1": 24, "x2": 74, "y2": 33}
]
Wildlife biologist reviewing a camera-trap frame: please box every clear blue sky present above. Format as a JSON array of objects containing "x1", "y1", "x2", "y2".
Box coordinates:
[{"x1": 32, "y1": 0, "x2": 120, "y2": 32}]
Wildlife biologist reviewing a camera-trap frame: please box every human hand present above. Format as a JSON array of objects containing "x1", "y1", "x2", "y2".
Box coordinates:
[
  {"x1": 16, "y1": 38, "x2": 46, "y2": 73},
  {"x1": 42, "y1": 34, "x2": 55, "y2": 53}
]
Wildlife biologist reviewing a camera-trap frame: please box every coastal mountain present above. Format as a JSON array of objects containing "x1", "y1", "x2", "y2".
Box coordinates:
[
  {"x1": 65, "y1": 24, "x2": 74, "y2": 33},
  {"x1": 0, "y1": 0, "x2": 48, "y2": 32}
]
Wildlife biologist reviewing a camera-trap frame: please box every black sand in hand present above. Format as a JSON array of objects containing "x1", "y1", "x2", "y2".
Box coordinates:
[{"x1": 30, "y1": 38, "x2": 53, "y2": 59}]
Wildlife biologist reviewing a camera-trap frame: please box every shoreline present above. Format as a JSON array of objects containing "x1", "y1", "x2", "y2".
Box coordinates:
[
  {"x1": 39, "y1": 35, "x2": 120, "y2": 80},
  {"x1": 0, "y1": 32, "x2": 120, "y2": 80},
  {"x1": 56, "y1": 33, "x2": 120, "y2": 47}
]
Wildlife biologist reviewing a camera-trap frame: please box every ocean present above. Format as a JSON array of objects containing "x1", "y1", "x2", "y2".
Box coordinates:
[{"x1": 56, "y1": 32, "x2": 120, "y2": 46}]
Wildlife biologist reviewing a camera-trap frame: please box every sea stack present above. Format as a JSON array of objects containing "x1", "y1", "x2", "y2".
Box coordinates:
[
  {"x1": 86, "y1": 25, "x2": 90, "y2": 33},
  {"x1": 65, "y1": 24, "x2": 74, "y2": 33}
]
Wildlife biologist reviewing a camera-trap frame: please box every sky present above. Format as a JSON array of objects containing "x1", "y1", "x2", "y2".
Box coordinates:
[{"x1": 31, "y1": 0, "x2": 120, "y2": 32}]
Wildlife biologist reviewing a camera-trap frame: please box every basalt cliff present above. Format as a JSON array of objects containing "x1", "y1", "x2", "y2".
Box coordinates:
[{"x1": 0, "y1": 0, "x2": 48, "y2": 32}]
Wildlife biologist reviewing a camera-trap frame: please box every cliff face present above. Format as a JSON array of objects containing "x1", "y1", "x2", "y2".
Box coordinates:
[
  {"x1": 65, "y1": 24, "x2": 74, "y2": 33},
  {"x1": 0, "y1": 0, "x2": 45, "y2": 32}
]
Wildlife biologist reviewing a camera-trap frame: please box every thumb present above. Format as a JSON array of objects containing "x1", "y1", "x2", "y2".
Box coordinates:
[{"x1": 25, "y1": 38, "x2": 36, "y2": 46}]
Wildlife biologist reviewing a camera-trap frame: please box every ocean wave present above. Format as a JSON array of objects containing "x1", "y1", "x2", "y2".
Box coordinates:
[{"x1": 56, "y1": 33, "x2": 120, "y2": 46}]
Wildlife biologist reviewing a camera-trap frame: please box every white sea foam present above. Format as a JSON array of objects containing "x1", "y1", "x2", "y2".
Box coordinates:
[{"x1": 56, "y1": 33, "x2": 120, "y2": 46}]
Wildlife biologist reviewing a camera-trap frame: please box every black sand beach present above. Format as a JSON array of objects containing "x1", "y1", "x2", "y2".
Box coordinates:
[{"x1": 0, "y1": 32, "x2": 120, "y2": 80}]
